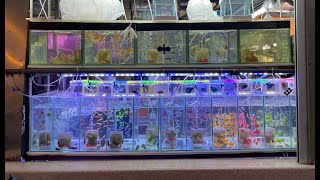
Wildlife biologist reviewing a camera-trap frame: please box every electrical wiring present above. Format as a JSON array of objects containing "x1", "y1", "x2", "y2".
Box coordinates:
[{"x1": 6, "y1": 75, "x2": 43, "y2": 102}]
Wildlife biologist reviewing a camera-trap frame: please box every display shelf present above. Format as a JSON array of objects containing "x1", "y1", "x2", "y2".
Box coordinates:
[
  {"x1": 26, "y1": 18, "x2": 293, "y2": 23},
  {"x1": 11, "y1": 63, "x2": 294, "y2": 74},
  {"x1": 21, "y1": 14, "x2": 296, "y2": 160},
  {"x1": 26, "y1": 149, "x2": 296, "y2": 158},
  {"x1": 26, "y1": 20, "x2": 291, "y2": 31}
]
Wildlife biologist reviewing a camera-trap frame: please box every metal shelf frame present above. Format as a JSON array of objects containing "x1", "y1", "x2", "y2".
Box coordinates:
[{"x1": 18, "y1": 19, "x2": 297, "y2": 161}]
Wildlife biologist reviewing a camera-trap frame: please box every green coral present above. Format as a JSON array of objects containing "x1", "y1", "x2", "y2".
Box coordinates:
[{"x1": 146, "y1": 126, "x2": 158, "y2": 148}]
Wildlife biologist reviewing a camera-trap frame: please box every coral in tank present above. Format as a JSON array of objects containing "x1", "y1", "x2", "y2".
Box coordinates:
[
  {"x1": 146, "y1": 125, "x2": 159, "y2": 148},
  {"x1": 164, "y1": 128, "x2": 177, "y2": 149},
  {"x1": 238, "y1": 110, "x2": 264, "y2": 148},
  {"x1": 186, "y1": 99, "x2": 211, "y2": 150},
  {"x1": 85, "y1": 130, "x2": 98, "y2": 149},
  {"x1": 108, "y1": 131, "x2": 124, "y2": 149},
  {"x1": 115, "y1": 108, "x2": 132, "y2": 138},
  {"x1": 39, "y1": 130, "x2": 52, "y2": 149},
  {"x1": 264, "y1": 111, "x2": 291, "y2": 148},
  {"x1": 213, "y1": 113, "x2": 237, "y2": 149},
  {"x1": 57, "y1": 132, "x2": 72, "y2": 148},
  {"x1": 49, "y1": 49, "x2": 82, "y2": 64}
]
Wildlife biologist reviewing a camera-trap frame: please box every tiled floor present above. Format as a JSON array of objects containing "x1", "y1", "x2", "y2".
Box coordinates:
[{"x1": 5, "y1": 158, "x2": 315, "y2": 180}]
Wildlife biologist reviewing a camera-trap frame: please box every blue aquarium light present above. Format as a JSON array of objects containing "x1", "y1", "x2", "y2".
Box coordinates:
[
  {"x1": 142, "y1": 73, "x2": 166, "y2": 76},
  {"x1": 115, "y1": 73, "x2": 140, "y2": 76}
]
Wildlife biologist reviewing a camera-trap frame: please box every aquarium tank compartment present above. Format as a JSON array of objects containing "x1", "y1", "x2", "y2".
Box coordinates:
[
  {"x1": 240, "y1": 29, "x2": 292, "y2": 63},
  {"x1": 189, "y1": 30, "x2": 238, "y2": 64},
  {"x1": 133, "y1": 0, "x2": 154, "y2": 20},
  {"x1": 137, "y1": 31, "x2": 186, "y2": 65},
  {"x1": 28, "y1": 72, "x2": 296, "y2": 153},
  {"x1": 220, "y1": 0, "x2": 251, "y2": 16},
  {"x1": 84, "y1": 31, "x2": 134, "y2": 65},
  {"x1": 153, "y1": 0, "x2": 178, "y2": 20},
  {"x1": 29, "y1": 30, "x2": 82, "y2": 65}
]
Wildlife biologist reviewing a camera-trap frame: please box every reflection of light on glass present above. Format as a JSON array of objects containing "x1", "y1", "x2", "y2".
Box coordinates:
[
  {"x1": 48, "y1": 33, "x2": 53, "y2": 49},
  {"x1": 57, "y1": 34, "x2": 68, "y2": 49}
]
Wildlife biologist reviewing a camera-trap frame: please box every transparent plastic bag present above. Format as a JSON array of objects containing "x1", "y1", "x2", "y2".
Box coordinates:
[
  {"x1": 186, "y1": 0, "x2": 222, "y2": 20},
  {"x1": 60, "y1": 0, "x2": 125, "y2": 21}
]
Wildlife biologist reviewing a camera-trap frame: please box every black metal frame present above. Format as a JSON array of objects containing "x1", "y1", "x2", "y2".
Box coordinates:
[
  {"x1": 17, "y1": 20, "x2": 296, "y2": 160},
  {"x1": 28, "y1": 20, "x2": 290, "y2": 31},
  {"x1": 25, "y1": 151, "x2": 296, "y2": 161}
]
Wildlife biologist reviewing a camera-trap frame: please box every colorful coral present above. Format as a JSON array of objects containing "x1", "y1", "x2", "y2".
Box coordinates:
[{"x1": 213, "y1": 113, "x2": 237, "y2": 148}]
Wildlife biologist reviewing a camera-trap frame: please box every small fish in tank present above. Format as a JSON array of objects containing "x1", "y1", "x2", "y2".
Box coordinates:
[{"x1": 29, "y1": 72, "x2": 296, "y2": 152}]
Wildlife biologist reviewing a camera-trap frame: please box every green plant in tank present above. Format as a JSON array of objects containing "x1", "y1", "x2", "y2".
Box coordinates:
[
  {"x1": 256, "y1": 110, "x2": 264, "y2": 126},
  {"x1": 146, "y1": 123, "x2": 159, "y2": 148},
  {"x1": 116, "y1": 108, "x2": 129, "y2": 120},
  {"x1": 265, "y1": 112, "x2": 274, "y2": 127}
]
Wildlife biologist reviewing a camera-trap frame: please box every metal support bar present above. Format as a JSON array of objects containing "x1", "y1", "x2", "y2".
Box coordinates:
[
  {"x1": 30, "y1": 0, "x2": 33, "y2": 18},
  {"x1": 5, "y1": 66, "x2": 295, "y2": 74},
  {"x1": 295, "y1": 0, "x2": 315, "y2": 165}
]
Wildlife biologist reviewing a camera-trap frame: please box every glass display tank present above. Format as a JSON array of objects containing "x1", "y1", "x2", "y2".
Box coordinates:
[
  {"x1": 29, "y1": 30, "x2": 82, "y2": 65},
  {"x1": 264, "y1": 95, "x2": 292, "y2": 149},
  {"x1": 84, "y1": 31, "x2": 134, "y2": 65},
  {"x1": 107, "y1": 97, "x2": 134, "y2": 151},
  {"x1": 186, "y1": 97, "x2": 212, "y2": 150},
  {"x1": 212, "y1": 96, "x2": 238, "y2": 149},
  {"x1": 80, "y1": 97, "x2": 107, "y2": 151},
  {"x1": 160, "y1": 97, "x2": 186, "y2": 151},
  {"x1": 28, "y1": 72, "x2": 296, "y2": 154},
  {"x1": 240, "y1": 29, "x2": 291, "y2": 63},
  {"x1": 238, "y1": 95, "x2": 265, "y2": 149},
  {"x1": 153, "y1": 0, "x2": 178, "y2": 20},
  {"x1": 30, "y1": 97, "x2": 53, "y2": 151},
  {"x1": 220, "y1": 0, "x2": 251, "y2": 16},
  {"x1": 52, "y1": 97, "x2": 80, "y2": 152},
  {"x1": 134, "y1": 97, "x2": 160, "y2": 151},
  {"x1": 134, "y1": 0, "x2": 154, "y2": 20},
  {"x1": 189, "y1": 30, "x2": 238, "y2": 64},
  {"x1": 137, "y1": 31, "x2": 186, "y2": 64}
]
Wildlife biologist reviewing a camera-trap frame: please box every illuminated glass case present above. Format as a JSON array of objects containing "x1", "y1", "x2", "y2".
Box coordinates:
[{"x1": 29, "y1": 73, "x2": 296, "y2": 152}]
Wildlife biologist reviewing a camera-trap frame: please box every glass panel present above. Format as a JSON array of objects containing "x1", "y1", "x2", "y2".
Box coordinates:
[
  {"x1": 84, "y1": 31, "x2": 134, "y2": 65},
  {"x1": 137, "y1": 31, "x2": 186, "y2": 64},
  {"x1": 52, "y1": 97, "x2": 80, "y2": 151},
  {"x1": 290, "y1": 95, "x2": 296, "y2": 148},
  {"x1": 154, "y1": 0, "x2": 177, "y2": 18},
  {"x1": 161, "y1": 97, "x2": 186, "y2": 151},
  {"x1": 134, "y1": 97, "x2": 159, "y2": 151},
  {"x1": 29, "y1": 30, "x2": 82, "y2": 65},
  {"x1": 238, "y1": 96, "x2": 265, "y2": 149},
  {"x1": 220, "y1": 0, "x2": 251, "y2": 16},
  {"x1": 212, "y1": 96, "x2": 238, "y2": 149},
  {"x1": 189, "y1": 30, "x2": 238, "y2": 64},
  {"x1": 186, "y1": 97, "x2": 212, "y2": 150},
  {"x1": 29, "y1": 31, "x2": 48, "y2": 65},
  {"x1": 107, "y1": 97, "x2": 134, "y2": 151},
  {"x1": 264, "y1": 96, "x2": 291, "y2": 148},
  {"x1": 134, "y1": 0, "x2": 154, "y2": 20},
  {"x1": 30, "y1": 97, "x2": 53, "y2": 151},
  {"x1": 80, "y1": 97, "x2": 107, "y2": 151},
  {"x1": 240, "y1": 29, "x2": 291, "y2": 63}
]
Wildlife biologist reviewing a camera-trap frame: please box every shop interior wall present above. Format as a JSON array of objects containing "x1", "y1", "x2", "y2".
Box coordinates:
[{"x1": 5, "y1": 0, "x2": 28, "y2": 160}]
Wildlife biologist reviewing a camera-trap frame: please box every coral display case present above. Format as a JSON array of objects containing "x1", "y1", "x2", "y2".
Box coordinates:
[
  {"x1": 22, "y1": 20, "x2": 295, "y2": 159},
  {"x1": 27, "y1": 73, "x2": 296, "y2": 154},
  {"x1": 29, "y1": 30, "x2": 82, "y2": 65}
]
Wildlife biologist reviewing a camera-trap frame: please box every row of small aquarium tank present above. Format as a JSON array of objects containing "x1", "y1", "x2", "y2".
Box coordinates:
[
  {"x1": 29, "y1": 28, "x2": 292, "y2": 65},
  {"x1": 29, "y1": 72, "x2": 296, "y2": 152}
]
